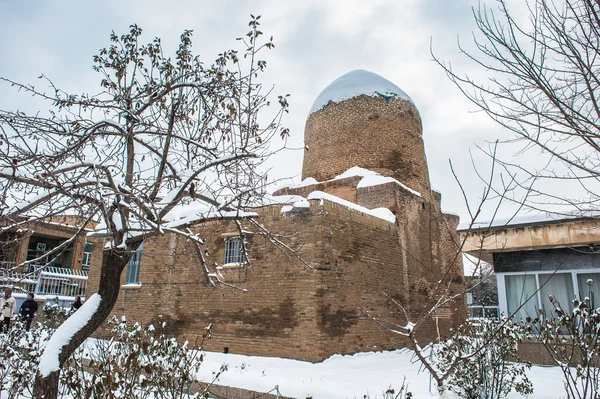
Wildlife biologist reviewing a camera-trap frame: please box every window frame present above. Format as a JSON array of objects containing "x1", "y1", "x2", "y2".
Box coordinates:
[
  {"x1": 223, "y1": 236, "x2": 245, "y2": 265},
  {"x1": 498, "y1": 267, "x2": 600, "y2": 319},
  {"x1": 125, "y1": 242, "x2": 144, "y2": 285},
  {"x1": 81, "y1": 242, "x2": 93, "y2": 272}
]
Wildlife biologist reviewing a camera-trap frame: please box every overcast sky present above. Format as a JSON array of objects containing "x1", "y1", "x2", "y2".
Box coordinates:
[{"x1": 0, "y1": 0, "x2": 533, "y2": 223}]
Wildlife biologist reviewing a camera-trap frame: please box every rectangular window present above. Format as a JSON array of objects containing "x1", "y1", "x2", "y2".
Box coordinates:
[
  {"x1": 224, "y1": 237, "x2": 244, "y2": 265},
  {"x1": 505, "y1": 274, "x2": 537, "y2": 321},
  {"x1": 126, "y1": 243, "x2": 144, "y2": 285},
  {"x1": 539, "y1": 273, "x2": 574, "y2": 317},
  {"x1": 577, "y1": 273, "x2": 600, "y2": 307},
  {"x1": 503, "y1": 270, "x2": 600, "y2": 321},
  {"x1": 82, "y1": 242, "x2": 93, "y2": 272}
]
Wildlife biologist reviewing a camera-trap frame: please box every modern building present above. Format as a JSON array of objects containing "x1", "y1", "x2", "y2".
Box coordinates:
[
  {"x1": 87, "y1": 70, "x2": 465, "y2": 362},
  {"x1": 460, "y1": 214, "x2": 600, "y2": 321}
]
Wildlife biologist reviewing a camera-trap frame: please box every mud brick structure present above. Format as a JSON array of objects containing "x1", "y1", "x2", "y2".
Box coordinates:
[{"x1": 87, "y1": 70, "x2": 465, "y2": 362}]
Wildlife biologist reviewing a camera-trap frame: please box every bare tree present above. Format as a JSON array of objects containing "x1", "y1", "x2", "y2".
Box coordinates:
[
  {"x1": 433, "y1": 0, "x2": 600, "y2": 212},
  {"x1": 0, "y1": 17, "x2": 289, "y2": 398},
  {"x1": 427, "y1": 0, "x2": 600, "y2": 394}
]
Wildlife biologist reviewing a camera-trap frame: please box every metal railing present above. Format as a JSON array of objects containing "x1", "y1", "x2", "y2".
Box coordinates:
[{"x1": 0, "y1": 262, "x2": 88, "y2": 299}]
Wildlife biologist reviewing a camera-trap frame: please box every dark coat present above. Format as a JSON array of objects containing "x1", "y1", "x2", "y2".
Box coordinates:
[
  {"x1": 72, "y1": 300, "x2": 82, "y2": 311},
  {"x1": 19, "y1": 299, "x2": 38, "y2": 319}
]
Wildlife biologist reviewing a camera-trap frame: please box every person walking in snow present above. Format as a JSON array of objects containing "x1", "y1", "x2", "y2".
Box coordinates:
[
  {"x1": 0, "y1": 288, "x2": 16, "y2": 332},
  {"x1": 19, "y1": 292, "x2": 38, "y2": 331}
]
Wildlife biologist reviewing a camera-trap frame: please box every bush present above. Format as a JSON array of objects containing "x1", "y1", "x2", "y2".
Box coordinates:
[
  {"x1": 434, "y1": 318, "x2": 532, "y2": 399},
  {"x1": 0, "y1": 319, "x2": 52, "y2": 399},
  {"x1": 60, "y1": 316, "x2": 222, "y2": 398},
  {"x1": 40, "y1": 300, "x2": 72, "y2": 329},
  {"x1": 0, "y1": 314, "x2": 221, "y2": 398},
  {"x1": 525, "y1": 296, "x2": 600, "y2": 399}
]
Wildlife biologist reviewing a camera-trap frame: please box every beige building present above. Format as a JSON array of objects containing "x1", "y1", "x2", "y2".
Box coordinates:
[
  {"x1": 461, "y1": 215, "x2": 600, "y2": 320},
  {"x1": 0, "y1": 215, "x2": 92, "y2": 306},
  {"x1": 87, "y1": 70, "x2": 465, "y2": 361}
]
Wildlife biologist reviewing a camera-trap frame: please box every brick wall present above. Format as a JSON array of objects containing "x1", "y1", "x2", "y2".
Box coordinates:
[
  {"x1": 88, "y1": 187, "x2": 464, "y2": 362},
  {"x1": 302, "y1": 95, "x2": 431, "y2": 197}
]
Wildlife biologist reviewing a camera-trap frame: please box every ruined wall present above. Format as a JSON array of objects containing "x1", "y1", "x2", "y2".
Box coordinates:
[{"x1": 302, "y1": 95, "x2": 430, "y2": 196}]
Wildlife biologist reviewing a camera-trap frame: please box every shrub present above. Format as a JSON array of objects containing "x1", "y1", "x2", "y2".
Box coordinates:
[
  {"x1": 525, "y1": 296, "x2": 600, "y2": 399},
  {"x1": 434, "y1": 318, "x2": 532, "y2": 399},
  {"x1": 60, "y1": 316, "x2": 222, "y2": 398},
  {"x1": 0, "y1": 319, "x2": 51, "y2": 399}
]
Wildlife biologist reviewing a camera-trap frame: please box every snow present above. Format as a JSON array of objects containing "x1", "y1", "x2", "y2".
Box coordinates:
[
  {"x1": 458, "y1": 209, "x2": 600, "y2": 231},
  {"x1": 334, "y1": 166, "x2": 378, "y2": 179},
  {"x1": 292, "y1": 199, "x2": 310, "y2": 209},
  {"x1": 280, "y1": 205, "x2": 293, "y2": 213},
  {"x1": 357, "y1": 175, "x2": 421, "y2": 197},
  {"x1": 161, "y1": 199, "x2": 258, "y2": 228},
  {"x1": 196, "y1": 348, "x2": 567, "y2": 399},
  {"x1": 280, "y1": 166, "x2": 421, "y2": 199},
  {"x1": 307, "y1": 191, "x2": 396, "y2": 224},
  {"x1": 297, "y1": 177, "x2": 318, "y2": 187},
  {"x1": 309, "y1": 70, "x2": 414, "y2": 115},
  {"x1": 280, "y1": 198, "x2": 311, "y2": 215},
  {"x1": 265, "y1": 194, "x2": 305, "y2": 205},
  {"x1": 38, "y1": 293, "x2": 102, "y2": 377}
]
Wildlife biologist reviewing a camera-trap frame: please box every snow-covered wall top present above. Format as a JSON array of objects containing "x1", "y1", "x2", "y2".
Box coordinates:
[{"x1": 309, "y1": 70, "x2": 414, "y2": 115}]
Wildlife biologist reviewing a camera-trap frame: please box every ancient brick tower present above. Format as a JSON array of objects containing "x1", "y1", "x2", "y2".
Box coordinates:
[
  {"x1": 302, "y1": 69, "x2": 431, "y2": 197},
  {"x1": 90, "y1": 69, "x2": 465, "y2": 362}
]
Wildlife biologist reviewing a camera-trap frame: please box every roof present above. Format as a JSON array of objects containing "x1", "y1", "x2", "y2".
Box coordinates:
[
  {"x1": 458, "y1": 211, "x2": 600, "y2": 234},
  {"x1": 308, "y1": 70, "x2": 414, "y2": 115}
]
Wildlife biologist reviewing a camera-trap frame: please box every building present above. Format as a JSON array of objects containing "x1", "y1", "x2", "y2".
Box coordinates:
[
  {"x1": 87, "y1": 70, "x2": 465, "y2": 362},
  {"x1": 460, "y1": 214, "x2": 600, "y2": 321},
  {"x1": 0, "y1": 215, "x2": 92, "y2": 307}
]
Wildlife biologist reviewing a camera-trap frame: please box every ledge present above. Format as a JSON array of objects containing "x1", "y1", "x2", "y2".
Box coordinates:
[
  {"x1": 121, "y1": 284, "x2": 142, "y2": 289},
  {"x1": 218, "y1": 263, "x2": 245, "y2": 270}
]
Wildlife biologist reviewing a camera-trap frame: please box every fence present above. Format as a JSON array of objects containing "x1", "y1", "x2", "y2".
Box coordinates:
[
  {"x1": 468, "y1": 305, "x2": 500, "y2": 319},
  {"x1": 0, "y1": 262, "x2": 88, "y2": 300}
]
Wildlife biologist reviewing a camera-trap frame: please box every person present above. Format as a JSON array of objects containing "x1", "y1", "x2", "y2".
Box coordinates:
[
  {"x1": 72, "y1": 295, "x2": 83, "y2": 311},
  {"x1": 19, "y1": 292, "x2": 38, "y2": 331},
  {"x1": 0, "y1": 288, "x2": 16, "y2": 332}
]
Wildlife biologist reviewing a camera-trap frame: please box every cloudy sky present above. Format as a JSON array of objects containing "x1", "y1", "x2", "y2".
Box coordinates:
[{"x1": 0, "y1": 0, "x2": 530, "y2": 222}]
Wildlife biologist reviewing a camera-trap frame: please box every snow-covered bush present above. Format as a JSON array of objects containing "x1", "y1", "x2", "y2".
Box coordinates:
[
  {"x1": 41, "y1": 301, "x2": 72, "y2": 329},
  {"x1": 60, "y1": 316, "x2": 223, "y2": 398},
  {"x1": 0, "y1": 319, "x2": 51, "y2": 399},
  {"x1": 524, "y1": 296, "x2": 600, "y2": 399},
  {"x1": 434, "y1": 319, "x2": 532, "y2": 399}
]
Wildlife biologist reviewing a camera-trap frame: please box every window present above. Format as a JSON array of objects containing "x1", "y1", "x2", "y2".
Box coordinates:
[
  {"x1": 126, "y1": 242, "x2": 144, "y2": 285},
  {"x1": 224, "y1": 237, "x2": 244, "y2": 265},
  {"x1": 502, "y1": 270, "x2": 600, "y2": 320},
  {"x1": 506, "y1": 274, "x2": 537, "y2": 321},
  {"x1": 577, "y1": 273, "x2": 600, "y2": 307},
  {"x1": 82, "y1": 242, "x2": 93, "y2": 271},
  {"x1": 538, "y1": 273, "x2": 574, "y2": 316}
]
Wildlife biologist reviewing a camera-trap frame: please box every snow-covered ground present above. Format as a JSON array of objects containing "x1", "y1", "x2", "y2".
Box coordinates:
[{"x1": 197, "y1": 348, "x2": 565, "y2": 399}]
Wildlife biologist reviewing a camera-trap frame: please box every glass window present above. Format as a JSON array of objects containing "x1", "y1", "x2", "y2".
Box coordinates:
[
  {"x1": 82, "y1": 242, "x2": 93, "y2": 271},
  {"x1": 505, "y1": 274, "x2": 538, "y2": 321},
  {"x1": 126, "y1": 243, "x2": 144, "y2": 285},
  {"x1": 224, "y1": 237, "x2": 244, "y2": 264},
  {"x1": 539, "y1": 273, "x2": 574, "y2": 317},
  {"x1": 577, "y1": 273, "x2": 600, "y2": 307}
]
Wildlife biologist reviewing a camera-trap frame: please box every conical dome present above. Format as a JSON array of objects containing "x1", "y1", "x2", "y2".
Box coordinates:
[{"x1": 302, "y1": 70, "x2": 430, "y2": 195}]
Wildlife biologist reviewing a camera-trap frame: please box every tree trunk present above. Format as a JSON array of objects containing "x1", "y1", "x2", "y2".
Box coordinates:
[{"x1": 33, "y1": 245, "x2": 139, "y2": 399}]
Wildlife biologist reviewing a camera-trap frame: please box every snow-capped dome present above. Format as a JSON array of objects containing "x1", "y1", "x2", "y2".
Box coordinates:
[{"x1": 309, "y1": 70, "x2": 414, "y2": 115}]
